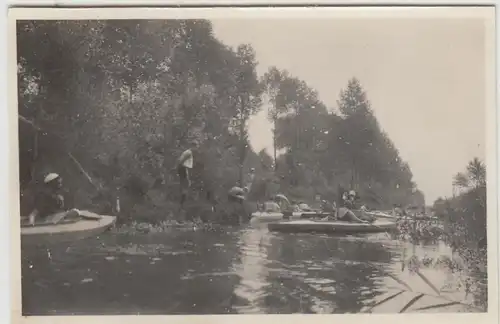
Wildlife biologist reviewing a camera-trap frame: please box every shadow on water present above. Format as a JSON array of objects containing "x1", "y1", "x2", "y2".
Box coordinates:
[{"x1": 21, "y1": 221, "x2": 463, "y2": 315}]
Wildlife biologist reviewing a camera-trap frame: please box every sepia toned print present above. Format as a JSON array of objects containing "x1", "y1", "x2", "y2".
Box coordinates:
[{"x1": 9, "y1": 6, "x2": 497, "y2": 322}]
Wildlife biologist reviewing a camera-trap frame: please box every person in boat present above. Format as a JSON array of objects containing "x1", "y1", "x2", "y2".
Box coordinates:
[
  {"x1": 275, "y1": 194, "x2": 291, "y2": 210},
  {"x1": 290, "y1": 201, "x2": 301, "y2": 212},
  {"x1": 298, "y1": 201, "x2": 312, "y2": 211},
  {"x1": 322, "y1": 190, "x2": 369, "y2": 223},
  {"x1": 263, "y1": 196, "x2": 282, "y2": 213},
  {"x1": 321, "y1": 199, "x2": 337, "y2": 214},
  {"x1": 28, "y1": 173, "x2": 80, "y2": 226},
  {"x1": 176, "y1": 141, "x2": 199, "y2": 210}
]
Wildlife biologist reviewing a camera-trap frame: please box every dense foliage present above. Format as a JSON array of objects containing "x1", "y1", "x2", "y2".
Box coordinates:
[
  {"x1": 433, "y1": 157, "x2": 487, "y2": 245},
  {"x1": 18, "y1": 19, "x2": 423, "y2": 223},
  {"x1": 418, "y1": 157, "x2": 487, "y2": 310}
]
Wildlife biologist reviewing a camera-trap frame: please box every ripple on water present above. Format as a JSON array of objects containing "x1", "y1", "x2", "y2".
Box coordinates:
[{"x1": 98, "y1": 243, "x2": 194, "y2": 257}]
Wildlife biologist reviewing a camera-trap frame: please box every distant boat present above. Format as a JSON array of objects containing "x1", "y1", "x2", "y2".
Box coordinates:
[{"x1": 21, "y1": 210, "x2": 116, "y2": 247}]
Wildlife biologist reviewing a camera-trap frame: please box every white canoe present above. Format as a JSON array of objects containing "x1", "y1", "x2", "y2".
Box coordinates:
[
  {"x1": 21, "y1": 212, "x2": 116, "y2": 247},
  {"x1": 250, "y1": 211, "x2": 329, "y2": 222},
  {"x1": 268, "y1": 219, "x2": 397, "y2": 234}
]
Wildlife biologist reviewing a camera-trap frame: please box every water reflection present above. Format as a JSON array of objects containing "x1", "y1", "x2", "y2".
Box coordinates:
[
  {"x1": 232, "y1": 227, "x2": 272, "y2": 313},
  {"x1": 261, "y1": 233, "x2": 394, "y2": 313}
]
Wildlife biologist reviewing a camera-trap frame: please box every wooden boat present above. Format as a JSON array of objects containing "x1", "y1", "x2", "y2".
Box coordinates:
[
  {"x1": 250, "y1": 211, "x2": 330, "y2": 222},
  {"x1": 267, "y1": 219, "x2": 397, "y2": 234},
  {"x1": 21, "y1": 211, "x2": 116, "y2": 247}
]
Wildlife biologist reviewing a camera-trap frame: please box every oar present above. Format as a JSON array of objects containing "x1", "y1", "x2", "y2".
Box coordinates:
[{"x1": 19, "y1": 115, "x2": 115, "y2": 218}]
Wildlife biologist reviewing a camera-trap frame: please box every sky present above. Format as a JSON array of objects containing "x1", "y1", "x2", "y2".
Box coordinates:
[{"x1": 211, "y1": 18, "x2": 487, "y2": 203}]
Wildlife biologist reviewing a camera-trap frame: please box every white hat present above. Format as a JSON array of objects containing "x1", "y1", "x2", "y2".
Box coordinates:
[
  {"x1": 44, "y1": 173, "x2": 60, "y2": 184},
  {"x1": 349, "y1": 190, "x2": 356, "y2": 196}
]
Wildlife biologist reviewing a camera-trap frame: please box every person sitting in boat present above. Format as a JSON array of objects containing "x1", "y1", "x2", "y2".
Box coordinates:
[
  {"x1": 274, "y1": 194, "x2": 292, "y2": 211},
  {"x1": 340, "y1": 190, "x2": 370, "y2": 223},
  {"x1": 322, "y1": 190, "x2": 368, "y2": 223},
  {"x1": 289, "y1": 200, "x2": 300, "y2": 212},
  {"x1": 28, "y1": 173, "x2": 80, "y2": 226},
  {"x1": 298, "y1": 202, "x2": 312, "y2": 211},
  {"x1": 321, "y1": 200, "x2": 337, "y2": 214},
  {"x1": 264, "y1": 197, "x2": 282, "y2": 213}
]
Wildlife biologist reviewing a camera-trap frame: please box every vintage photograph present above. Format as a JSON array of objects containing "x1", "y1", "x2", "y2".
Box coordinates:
[{"x1": 11, "y1": 7, "x2": 495, "y2": 318}]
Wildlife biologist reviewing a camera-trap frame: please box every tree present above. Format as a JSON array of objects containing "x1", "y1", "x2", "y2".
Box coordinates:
[
  {"x1": 319, "y1": 78, "x2": 417, "y2": 207},
  {"x1": 261, "y1": 66, "x2": 291, "y2": 171},
  {"x1": 229, "y1": 44, "x2": 263, "y2": 186},
  {"x1": 17, "y1": 19, "x2": 264, "y2": 222},
  {"x1": 453, "y1": 172, "x2": 470, "y2": 195},
  {"x1": 466, "y1": 157, "x2": 486, "y2": 189}
]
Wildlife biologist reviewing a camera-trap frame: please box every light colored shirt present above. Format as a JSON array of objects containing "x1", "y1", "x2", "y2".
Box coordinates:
[
  {"x1": 244, "y1": 172, "x2": 255, "y2": 192},
  {"x1": 299, "y1": 203, "x2": 311, "y2": 211},
  {"x1": 264, "y1": 201, "x2": 281, "y2": 213},
  {"x1": 178, "y1": 149, "x2": 193, "y2": 169}
]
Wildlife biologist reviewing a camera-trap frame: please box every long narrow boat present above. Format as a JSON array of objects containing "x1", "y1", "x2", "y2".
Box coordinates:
[
  {"x1": 21, "y1": 211, "x2": 116, "y2": 247},
  {"x1": 250, "y1": 211, "x2": 330, "y2": 222},
  {"x1": 268, "y1": 219, "x2": 397, "y2": 234},
  {"x1": 252, "y1": 209, "x2": 395, "y2": 223}
]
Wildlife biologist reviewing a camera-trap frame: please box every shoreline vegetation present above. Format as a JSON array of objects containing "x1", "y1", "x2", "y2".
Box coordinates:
[{"x1": 17, "y1": 20, "x2": 487, "y2": 311}]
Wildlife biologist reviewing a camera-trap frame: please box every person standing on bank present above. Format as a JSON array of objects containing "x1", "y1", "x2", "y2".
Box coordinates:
[{"x1": 177, "y1": 141, "x2": 199, "y2": 211}]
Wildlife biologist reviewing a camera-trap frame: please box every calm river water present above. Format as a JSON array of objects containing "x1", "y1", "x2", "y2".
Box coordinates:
[{"x1": 21, "y1": 220, "x2": 475, "y2": 315}]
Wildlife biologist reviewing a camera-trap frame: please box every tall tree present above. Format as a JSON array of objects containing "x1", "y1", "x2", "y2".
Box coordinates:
[
  {"x1": 229, "y1": 44, "x2": 263, "y2": 186},
  {"x1": 262, "y1": 66, "x2": 290, "y2": 171},
  {"x1": 466, "y1": 157, "x2": 486, "y2": 188}
]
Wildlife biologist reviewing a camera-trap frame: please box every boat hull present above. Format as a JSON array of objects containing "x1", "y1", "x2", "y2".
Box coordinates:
[
  {"x1": 21, "y1": 214, "x2": 116, "y2": 247},
  {"x1": 250, "y1": 211, "x2": 329, "y2": 222},
  {"x1": 267, "y1": 219, "x2": 397, "y2": 234}
]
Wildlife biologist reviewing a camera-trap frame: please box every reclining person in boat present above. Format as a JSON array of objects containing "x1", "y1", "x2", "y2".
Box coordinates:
[
  {"x1": 28, "y1": 173, "x2": 80, "y2": 226},
  {"x1": 338, "y1": 190, "x2": 369, "y2": 223},
  {"x1": 322, "y1": 190, "x2": 372, "y2": 223}
]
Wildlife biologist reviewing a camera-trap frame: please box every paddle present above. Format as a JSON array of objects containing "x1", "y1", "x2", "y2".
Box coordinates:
[{"x1": 19, "y1": 115, "x2": 116, "y2": 219}]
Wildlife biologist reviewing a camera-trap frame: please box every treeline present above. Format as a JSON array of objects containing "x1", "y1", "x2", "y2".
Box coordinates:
[{"x1": 17, "y1": 20, "x2": 422, "y2": 222}]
